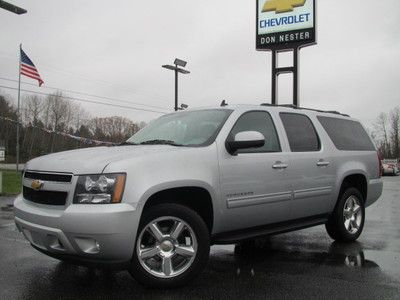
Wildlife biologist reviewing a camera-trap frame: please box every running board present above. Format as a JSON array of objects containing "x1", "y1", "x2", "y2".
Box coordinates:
[{"x1": 212, "y1": 214, "x2": 329, "y2": 244}]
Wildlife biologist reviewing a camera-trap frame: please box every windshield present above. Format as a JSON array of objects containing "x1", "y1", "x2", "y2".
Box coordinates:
[{"x1": 126, "y1": 109, "x2": 232, "y2": 146}]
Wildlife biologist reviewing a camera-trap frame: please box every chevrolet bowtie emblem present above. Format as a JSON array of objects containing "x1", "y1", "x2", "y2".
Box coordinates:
[
  {"x1": 262, "y1": 0, "x2": 306, "y2": 14},
  {"x1": 31, "y1": 180, "x2": 44, "y2": 191}
]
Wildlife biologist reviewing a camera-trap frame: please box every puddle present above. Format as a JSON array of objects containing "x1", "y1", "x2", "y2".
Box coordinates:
[{"x1": 364, "y1": 249, "x2": 400, "y2": 280}]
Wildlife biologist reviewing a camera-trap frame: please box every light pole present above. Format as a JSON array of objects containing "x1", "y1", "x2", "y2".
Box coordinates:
[
  {"x1": 0, "y1": 0, "x2": 27, "y2": 14},
  {"x1": 162, "y1": 59, "x2": 190, "y2": 111}
]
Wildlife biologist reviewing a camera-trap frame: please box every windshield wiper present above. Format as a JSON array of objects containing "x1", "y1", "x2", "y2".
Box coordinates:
[
  {"x1": 139, "y1": 139, "x2": 183, "y2": 146},
  {"x1": 119, "y1": 141, "x2": 139, "y2": 146}
]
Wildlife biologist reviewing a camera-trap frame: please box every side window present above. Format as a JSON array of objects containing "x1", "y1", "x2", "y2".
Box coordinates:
[
  {"x1": 280, "y1": 113, "x2": 320, "y2": 152},
  {"x1": 229, "y1": 111, "x2": 281, "y2": 153},
  {"x1": 317, "y1": 116, "x2": 375, "y2": 151}
]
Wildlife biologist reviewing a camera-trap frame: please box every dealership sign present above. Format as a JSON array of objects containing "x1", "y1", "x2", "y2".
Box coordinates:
[{"x1": 256, "y1": 0, "x2": 316, "y2": 50}]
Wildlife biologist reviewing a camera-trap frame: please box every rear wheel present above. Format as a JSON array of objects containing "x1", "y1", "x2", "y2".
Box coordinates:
[
  {"x1": 325, "y1": 187, "x2": 365, "y2": 242},
  {"x1": 129, "y1": 204, "x2": 210, "y2": 288}
]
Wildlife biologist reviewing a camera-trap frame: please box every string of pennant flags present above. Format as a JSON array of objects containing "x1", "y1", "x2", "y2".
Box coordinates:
[{"x1": 0, "y1": 116, "x2": 117, "y2": 146}]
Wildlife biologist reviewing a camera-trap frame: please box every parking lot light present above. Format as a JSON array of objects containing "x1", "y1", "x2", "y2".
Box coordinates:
[
  {"x1": 162, "y1": 58, "x2": 190, "y2": 111},
  {"x1": 0, "y1": 0, "x2": 27, "y2": 15}
]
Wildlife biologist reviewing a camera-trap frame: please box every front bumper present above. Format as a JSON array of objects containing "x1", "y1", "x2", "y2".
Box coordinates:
[{"x1": 14, "y1": 194, "x2": 140, "y2": 268}]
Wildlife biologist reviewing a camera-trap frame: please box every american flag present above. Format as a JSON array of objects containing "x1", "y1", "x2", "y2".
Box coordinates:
[{"x1": 20, "y1": 48, "x2": 44, "y2": 86}]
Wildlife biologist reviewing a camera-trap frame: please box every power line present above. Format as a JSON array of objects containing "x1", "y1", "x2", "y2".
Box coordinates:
[
  {"x1": 0, "y1": 116, "x2": 116, "y2": 146},
  {"x1": 0, "y1": 52, "x2": 171, "y2": 103},
  {"x1": 0, "y1": 77, "x2": 170, "y2": 111},
  {"x1": 0, "y1": 85, "x2": 168, "y2": 114}
]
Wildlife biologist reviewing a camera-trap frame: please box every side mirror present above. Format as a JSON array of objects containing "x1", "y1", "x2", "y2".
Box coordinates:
[{"x1": 226, "y1": 131, "x2": 265, "y2": 155}]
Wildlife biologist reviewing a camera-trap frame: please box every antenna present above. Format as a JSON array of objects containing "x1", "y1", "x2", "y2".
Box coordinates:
[{"x1": 220, "y1": 100, "x2": 228, "y2": 107}]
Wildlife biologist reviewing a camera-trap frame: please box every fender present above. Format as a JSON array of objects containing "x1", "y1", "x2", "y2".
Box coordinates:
[
  {"x1": 333, "y1": 165, "x2": 369, "y2": 210},
  {"x1": 135, "y1": 180, "x2": 220, "y2": 232}
]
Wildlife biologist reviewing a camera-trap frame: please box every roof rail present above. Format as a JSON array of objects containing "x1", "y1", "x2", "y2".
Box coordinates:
[
  {"x1": 324, "y1": 110, "x2": 341, "y2": 115},
  {"x1": 260, "y1": 103, "x2": 350, "y2": 117},
  {"x1": 324, "y1": 110, "x2": 350, "y2": 117},
  {"x1": 278, "y1": 104, "x2": 298, "y2": 109}
]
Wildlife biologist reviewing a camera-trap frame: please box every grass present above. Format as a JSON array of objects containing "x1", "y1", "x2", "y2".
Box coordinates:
[{"x1": 0, "y1": 170, "x2": 22, "y2": 195}]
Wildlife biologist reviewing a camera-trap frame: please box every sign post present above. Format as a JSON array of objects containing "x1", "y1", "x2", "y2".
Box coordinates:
[
  {"x1": 256, "y1": 0, "x2": 316, "y2": 106},
  {"x1": 0, "y1": 145, "x2": 4, "y2": 194},
  {"x1": 0, "y1": 146, "x2": 5, "y2": 162}
]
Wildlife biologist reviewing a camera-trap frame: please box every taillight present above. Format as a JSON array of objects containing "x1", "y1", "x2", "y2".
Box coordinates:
[{"x1": 377, "y1": 151, "x2": 383, "y2": 178}]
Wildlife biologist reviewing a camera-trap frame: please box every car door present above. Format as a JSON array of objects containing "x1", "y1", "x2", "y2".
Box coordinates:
[
  {"x1": 279, "y1": 112, "x2": 336, "y2": 219},
  {"x1": 217, "y1": 110, "x2": 292, "y2": 233}
]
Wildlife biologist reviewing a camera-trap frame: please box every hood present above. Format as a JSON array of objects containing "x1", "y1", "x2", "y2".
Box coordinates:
[{"x1": 25, "y1": 145, "x2": 184, "y2": 174}]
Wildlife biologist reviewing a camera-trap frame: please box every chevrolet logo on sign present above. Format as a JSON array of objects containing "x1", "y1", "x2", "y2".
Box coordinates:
[
  {"x1": 31, "y1": 180, "x2": 44, "y2": 191},
  {"x1": 256, "y1": 0, "x2": 315, "y2": 51},
  {"x1": 262, "y1": 0, "x2": 306, "y2": 14}
]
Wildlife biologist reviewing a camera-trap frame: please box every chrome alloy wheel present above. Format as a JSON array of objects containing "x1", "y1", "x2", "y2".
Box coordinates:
[
  {"x1": 136, "y1": 216, "x2": 198, "y2": 278},
  {"x1": 343, "y1": 196, "x2": 363, "y2": 234}
]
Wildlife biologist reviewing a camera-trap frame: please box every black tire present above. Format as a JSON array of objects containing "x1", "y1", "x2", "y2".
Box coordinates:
[
  {"x1": 325, "y1": 187, "x2": 365, "y2": 242},
  {"x1": 129, "y1": 204, "x2": 210, "y2": 288}
]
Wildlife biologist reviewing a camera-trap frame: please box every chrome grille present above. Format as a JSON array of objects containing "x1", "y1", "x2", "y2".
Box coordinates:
[{"x1": 22, "y1": 171, "x2": 74, "y2": 206}]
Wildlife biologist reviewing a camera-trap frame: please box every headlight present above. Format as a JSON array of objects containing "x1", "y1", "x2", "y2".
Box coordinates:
[{"x1": 73, "y1": 173, "x2": 126, "y2": 204}]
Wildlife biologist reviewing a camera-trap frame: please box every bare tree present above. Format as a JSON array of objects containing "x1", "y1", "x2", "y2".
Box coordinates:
[
  {"x1": 73, "y1": 103, "x2": 90, "y2": 130},
  {"x1": 23, "y1": 95, "x2": 44, "y2": 126},
  {"x1": 139, "y1": 121, "x2": 147, "y2": 129},
  {"x1": 1, "y1": 90, "x2": 146, "y2": 161},
  {"x1": 373, "y1": 112, "x2": 391, "y2": 157},
  {"x1": 44, "y1": 92, "x2": 73, "y2": 151},
  {"x1": 22, "y1": 95, "x2": 44, "y2": 158},
  {"x1": 45, "y1": 91, "x2": 71, "y2": 131},
  {"x1": 390, "y1": 107, "x2": 400, "y2": 159},
  {"x1": 89, "y1": 116, "x2": 140, "y2": 142}
]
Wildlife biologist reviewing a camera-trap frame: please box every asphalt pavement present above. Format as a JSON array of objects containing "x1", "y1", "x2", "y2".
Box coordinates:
[{"x1": 1, "y1": 177, "x2": 400, "y2": 299}]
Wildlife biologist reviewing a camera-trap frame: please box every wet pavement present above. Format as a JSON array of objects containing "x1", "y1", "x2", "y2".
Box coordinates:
[{"x1": 1, "y1": 177, "x2": 400, "y2": 299}]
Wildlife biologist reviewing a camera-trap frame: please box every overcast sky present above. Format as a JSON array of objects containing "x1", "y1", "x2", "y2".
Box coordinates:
[{"x1": 1, "y1": 0, "x2": 399, "y2": 126}]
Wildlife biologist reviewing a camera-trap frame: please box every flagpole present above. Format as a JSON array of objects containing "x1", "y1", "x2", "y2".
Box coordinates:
[{"x1": 16, "y1": 44, "x2": 22, "y2": 172}]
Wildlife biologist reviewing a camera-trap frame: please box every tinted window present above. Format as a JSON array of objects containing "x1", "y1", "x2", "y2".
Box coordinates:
[
  {"x1": 280, "y1": 113, "x2": 320, "y2": 152},
  {"x1": 317, "y1": 116, "x2": 375, "y2": 151},
  {"x1": 229, "y1": 111, "x2": 281, "y2": 153}
]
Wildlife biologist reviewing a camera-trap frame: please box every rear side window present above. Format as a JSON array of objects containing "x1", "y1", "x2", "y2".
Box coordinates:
[
  {"x1": 229, "y1": 111, "x2": 281, "y2": 153},
  {"x1": 280, "y1": 113, "x2": 320, "y2": 152},
  {"x1": 317, "y1": 116, "x2": 375, "y2": 151}
]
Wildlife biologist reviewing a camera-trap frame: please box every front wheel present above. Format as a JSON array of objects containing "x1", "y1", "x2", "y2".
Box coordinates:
[
  {"x1": 325, "y1": 187, "x2": 365, "y2": 242},
  {"x1": 129, "y1": 204, "x2": 210, "y2": 288}
]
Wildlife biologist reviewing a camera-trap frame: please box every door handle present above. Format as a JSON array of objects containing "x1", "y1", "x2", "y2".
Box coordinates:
[
  {"x1": 317, "y1": 160, "x2": 330, "y2": 167},
  {"x1": 272, "y1": 162, "x2": 288, "y2": 169}
]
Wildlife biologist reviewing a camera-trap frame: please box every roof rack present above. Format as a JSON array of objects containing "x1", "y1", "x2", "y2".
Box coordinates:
[
  {"x1": 324, "y1": 110, "x2": 350, "y2": 117},
  {"x1": 260, "y1": 103, "x2": 350, "y2": 117}
]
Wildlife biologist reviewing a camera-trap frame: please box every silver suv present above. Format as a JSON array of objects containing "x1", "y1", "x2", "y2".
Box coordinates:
[{"x1": 14, "y1": 105, "x2": 383, "y2": 288}]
